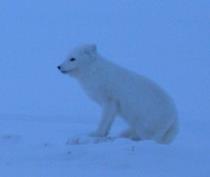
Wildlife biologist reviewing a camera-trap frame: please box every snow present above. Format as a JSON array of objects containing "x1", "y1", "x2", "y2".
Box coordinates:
[
  {"x1": 0, "y1": 0, "x2": 210, "y2": 176},
  {"x1": 0, "y1": 114, "x2": 209, "y2": 177}
]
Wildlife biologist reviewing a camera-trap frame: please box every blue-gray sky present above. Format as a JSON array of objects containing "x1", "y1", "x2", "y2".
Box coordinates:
[{"x1": 0, "y1": 0, "x2": 209, "y2": 119}]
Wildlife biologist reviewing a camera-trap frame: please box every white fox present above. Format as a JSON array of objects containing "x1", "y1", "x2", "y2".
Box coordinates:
[{"x1": 58, "y1": 44, "x2": 178, "y2": 144}]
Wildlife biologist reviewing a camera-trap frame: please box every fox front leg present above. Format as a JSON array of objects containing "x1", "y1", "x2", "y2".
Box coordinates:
[{"x1": 91, "y1": 100, "x2": 118, "y2": 137}]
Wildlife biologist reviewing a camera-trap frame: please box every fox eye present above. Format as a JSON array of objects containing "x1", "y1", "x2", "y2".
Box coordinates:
[{"x1": 69, "y1": 58, "x2": 76, "y2": 62}]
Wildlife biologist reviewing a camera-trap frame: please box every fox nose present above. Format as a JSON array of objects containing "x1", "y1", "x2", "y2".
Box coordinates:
[{"x1": 57, "y1": 66, "x2": 61, "y2": 70}]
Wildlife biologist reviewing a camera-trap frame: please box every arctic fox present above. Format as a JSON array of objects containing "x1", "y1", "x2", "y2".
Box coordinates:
[{"x1": 57, "y1": 44, "x2": 178, "y2": 144}]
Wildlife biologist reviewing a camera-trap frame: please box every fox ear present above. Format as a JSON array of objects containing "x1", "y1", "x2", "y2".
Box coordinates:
[{"x1": 84, "y1": 44, "x2": 97, "y2": 55}]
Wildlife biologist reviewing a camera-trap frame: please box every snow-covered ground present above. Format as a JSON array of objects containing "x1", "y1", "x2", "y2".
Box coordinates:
[
  {"x1": 0, "y1": 0, "x2": 210, "y2": 176},
  {"x1": 0, "y1": 113, "x2": 209, "y2": 177}
]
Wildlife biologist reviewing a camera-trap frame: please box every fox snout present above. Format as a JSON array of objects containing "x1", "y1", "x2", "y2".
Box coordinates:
[{"x1": 57, "y1": 65, "x2": 68, "y2": 74}]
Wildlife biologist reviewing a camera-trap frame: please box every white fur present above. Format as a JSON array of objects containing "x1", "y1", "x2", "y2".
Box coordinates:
[{"x1": 58, "y1": 44, "x2": 179, "y2": 144}]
